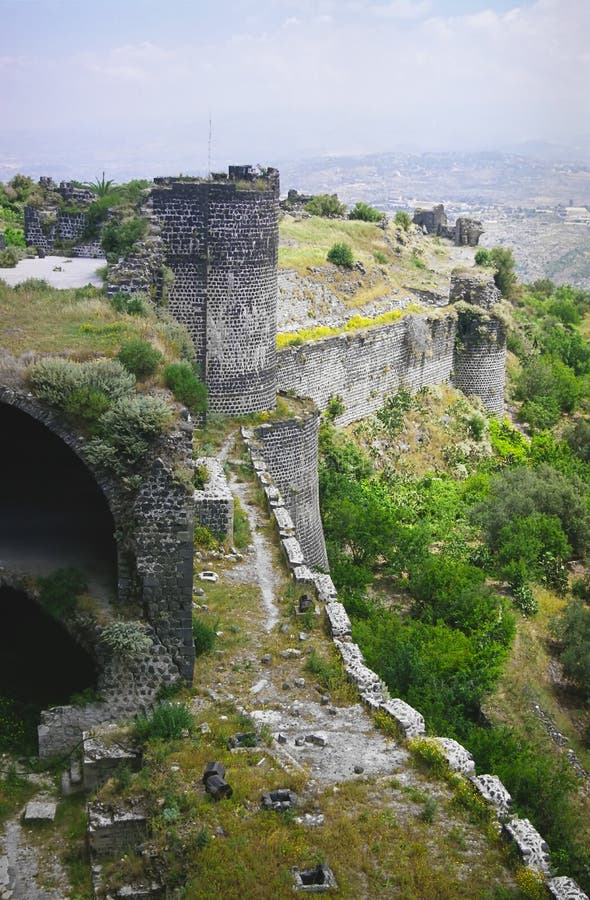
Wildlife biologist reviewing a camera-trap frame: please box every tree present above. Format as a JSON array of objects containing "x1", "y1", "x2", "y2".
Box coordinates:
[
  {"x1": 85, "y1": 171, "x2": 119, "y2": 199},
  {"x1": 556, "y1": 599, "x2": 590, "y2": 699},
  {"x1": 394, "y1": 211, "x2": 412, "y2": 232},
  {"x1": 304, "y1": 194, "x2": 346, "y2": 217},
  {"x1": 489, "y1": 246, "x2": 516, "y2": 297}
]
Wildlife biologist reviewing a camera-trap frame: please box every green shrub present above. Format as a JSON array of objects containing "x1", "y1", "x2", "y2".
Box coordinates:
[
  {"x1": 325, "y1": 394, "x2": 345, "y2": 422},
  {"x1": 164, "y1": 362, "x2": 207, "y2": 412},
  {"x1": 394, "y1": 211, "x2": 412, "y2": 232},
  {"x1": 85, "y1": 395, "x2": 171, "y2": 474},
  {"x1": 348, "y1": 202, "x2": 384, "y2": 223},
  {"x1": 474, "y1": 249, "x2": 493, "y2": 267},
  {"x1": 28, "y1": 357, "x2": 135, "y2": 410},
  {"x1": 510, "y1": 581, "x2": 538, "y2": 617},
  {"x1": 0, "y1": 246, "x2": 20, "y2": 267},
  {"x1": 192, "y1": 618, "x2": 217, "y2": 656},
  {"x1": 118, "y1": 338, "x2": 162, "y2": 378},
  {"x1": 467, "y1": 414, "x2": 485, "y2": 441},
  {"x1": 327, "y1": 242, "x2": 354, "y2": 268},
  {"x1": 110, "y1": 292, "x2": 147, "y2": 316},
  {"x1": 101, "y1": 216, "x2": 147, "y2": 260},
  {"x1": 38, "y1": 567, "x2": 87, "y2": 619},
  {"x1": 63, "y1": 386, "x2": 111, "y2": 428},
  {"x1": 304, "y1": 194, "x2": 346, "y2": 218},
  {"x1": 101, "y1": 622, "x2": 153, "y2": 660},
  {"x1": 233, "y1": 497, "x2": 251, "y2": 549},
  {"x1": 3, "y1": 227, "x2": 25, "y2": 248},
  {"x1": 135, "y1": 701, "x2": 192, "y2": 742}
]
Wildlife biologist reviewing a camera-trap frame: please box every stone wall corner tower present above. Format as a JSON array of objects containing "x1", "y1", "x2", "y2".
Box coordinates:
[{"x1": 152, "y1": 165, "x2": 280, "y2": 415}]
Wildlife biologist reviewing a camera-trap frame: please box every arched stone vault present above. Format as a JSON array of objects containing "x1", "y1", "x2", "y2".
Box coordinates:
[{"x1": 0, "y1": 386, "x2": 195, "y2": 755}]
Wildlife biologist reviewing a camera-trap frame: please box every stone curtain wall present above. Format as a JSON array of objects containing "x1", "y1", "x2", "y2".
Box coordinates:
[
  {"x1": 193, "y1": 457, "x2": 234, "y2": 542},
  {"x1": 24, "y1": 206, "x2": 102, "y2": 256},
  {"x1": 251, "y1": 410, "x2": 329, "y2": 570},
  {"x1": 152, "y1": 168, "x2": 280, "y2": 416},
  {"x1": 453, "y1": 313, "x2": 507, "y2": 416},
  {"x1": 277, "y1": 314, "x2": 457, "y2": 427}
]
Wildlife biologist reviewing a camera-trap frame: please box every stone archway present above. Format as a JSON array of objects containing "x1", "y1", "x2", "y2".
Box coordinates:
[
  {"x1": 0, "y1": 397, "x2": 119, "y2": 600},
  {"x1": 0, "y1": 387, "x2": 195, "y2": 754}
]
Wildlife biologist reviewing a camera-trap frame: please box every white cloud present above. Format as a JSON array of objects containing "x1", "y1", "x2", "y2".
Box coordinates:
[
  {"x1": 2, "y1": 0, "x2": 589, "y2": 164},
  {"x1": 371, "y1": 0, "x2": 431, "y2": 20}
]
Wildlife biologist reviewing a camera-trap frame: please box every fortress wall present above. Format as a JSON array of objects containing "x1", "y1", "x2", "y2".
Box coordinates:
[
  {"x1": 152, "y1": 170, "x2": 280, "y2": 416},
  {"x1": 250, "y1": 410, "x2": 329, "y2": 570},
  {"x1": 453, "y1": 313, "x2": 507, "y2": 416},
  {"x1": 276, "y1": 313, "x2": 457, "y2": 426}
]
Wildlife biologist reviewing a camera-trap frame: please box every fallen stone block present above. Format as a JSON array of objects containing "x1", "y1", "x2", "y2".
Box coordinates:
[
  {"x1": 335, "y1": 640, "x2": 387, "y2": 703},
  {"x1": 503, "y1": 817, "x2": 551, "y2": 875},
  {"x1": 205, "y1": 774, "x2": 233, "y2": 801},
  {"x1": 202, "y1": 761, "x2": 225, "y2": 785},
  {"x1": 24, "y1": 801, "x2": 57, "y2": 822},
  {"x1": 380, "y1": 699, "x2": 425, "y2": 738}
]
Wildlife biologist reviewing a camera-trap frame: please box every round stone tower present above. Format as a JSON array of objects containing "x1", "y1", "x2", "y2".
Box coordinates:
[
  {"x1": 152, "y1": 165, "x2": 279, "y2": 415},
  {"x1": 450, "y1": 270, "x2": 507, "y2": 416}
]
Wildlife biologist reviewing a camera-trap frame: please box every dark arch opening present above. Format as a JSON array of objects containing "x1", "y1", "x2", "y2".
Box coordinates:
[
  {"x1": 0, "y1": 402, "x2": 117, "y2": 598},
  {"x1": 0, "y1": 585, "x2": 98, "y2": 752}
]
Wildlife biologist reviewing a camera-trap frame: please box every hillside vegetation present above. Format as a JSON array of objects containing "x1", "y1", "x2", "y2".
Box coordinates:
[{"x1": 319, "y1": 279, "x2": 590, "y2": 891}]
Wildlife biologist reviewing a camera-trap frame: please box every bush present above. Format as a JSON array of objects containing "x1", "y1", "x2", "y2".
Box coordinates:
[
  {"x1": 394, "y1": 211, "x2": 412, "y2": 232},
  {"x1": 474, "y1": 249, "x2": 493, "y2": 267},
  {"x1": 348, "y1": 202, "x2": 384, "y2": 223},
  {"x1": 325, "y1": 394, "x2": 345, "y2": 422},
  {"x1": 101, "y1": 621, "x2": 153, "y2": 660},
  {"x1": 304, "y1": 194, "x2": 346, "y2": 218},
  {"x1": 164, "y1": 362, "x2": 207, "y2": 412},
  {"x1": 192, "y1": 618, "x2": 217, "y2": 656},
  {"x1": 28, "y1": 357, "x2": 135, "y2": 410},
  {"x1": 510, "y1": 581, "x2": 538, "y2": 617},
  {"x1": 38, "y1": 567, "x2": 87, "y2": 619},
  {"x1": 110, "y1": 292, "x2": 147, "y2": 316},
  {"x1": 118, "y1": 338, "x2": 162, "y2": 378},
  {"x1": 0, "y1": 246, "x2": 20, "y2": 267},
  {"x1": 101, "y1": 216, "x2": 147, "y2": 260},
  {"x1": 3, "y1": 227, "x2": 25, "y2": 248},
  {"x1": 555, "y1": 598, "x2": 590, "y2": 699},
  {"x1": 135, "y1": 701, "x2": 192, "y2": 742},
  {"x1": 327, "y1": 242, "x2": 354, "y2": 268},
  {"x1": 85, "y1": 395, "x2": 172, "y2": 474}
]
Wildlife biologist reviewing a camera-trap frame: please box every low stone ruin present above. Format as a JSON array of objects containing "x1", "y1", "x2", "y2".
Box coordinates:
[
  {"x1": 292, "y1": 864, "x2": 338, "y2": 893},
  {"x1": 412, "y1": 203, "x2": 484, "y2": 246},
  {"x1": 87, "y1": 801, "x2": 147, "y2": 858},
  {"x1": 471, "y1": 774, "x2": 512, "y2": 818},
  {"x1": 261, "y1": 789, "x2": 298, "y2": 811}
]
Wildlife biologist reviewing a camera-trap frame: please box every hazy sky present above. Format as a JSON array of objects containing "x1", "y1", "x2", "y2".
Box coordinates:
[{"x1": 1, "y1": 0, "x2": 588, "y2": 177}]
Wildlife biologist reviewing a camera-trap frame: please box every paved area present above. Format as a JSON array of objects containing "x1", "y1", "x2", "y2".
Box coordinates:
[{"x1": 0, "y1": 256, "x2": 104, "y2": 289}]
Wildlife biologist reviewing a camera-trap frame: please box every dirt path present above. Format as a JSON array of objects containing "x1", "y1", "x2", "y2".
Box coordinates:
[{"x1": 0, "y1": 775, "x2": 68, "y2": 900}]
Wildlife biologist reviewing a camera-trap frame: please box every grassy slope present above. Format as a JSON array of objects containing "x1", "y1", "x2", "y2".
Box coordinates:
[{"x1": 278, "y1": 214, "x2": 450, "y2": 311}]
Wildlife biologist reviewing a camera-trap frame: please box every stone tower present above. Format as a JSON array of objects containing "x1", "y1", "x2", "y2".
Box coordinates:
[
  {"x1": 450, "y1": 271, "x2": 507, "y2": 415},
  {"x1": 152, "y1": 166, "x2": 280, "y2": 415}
]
